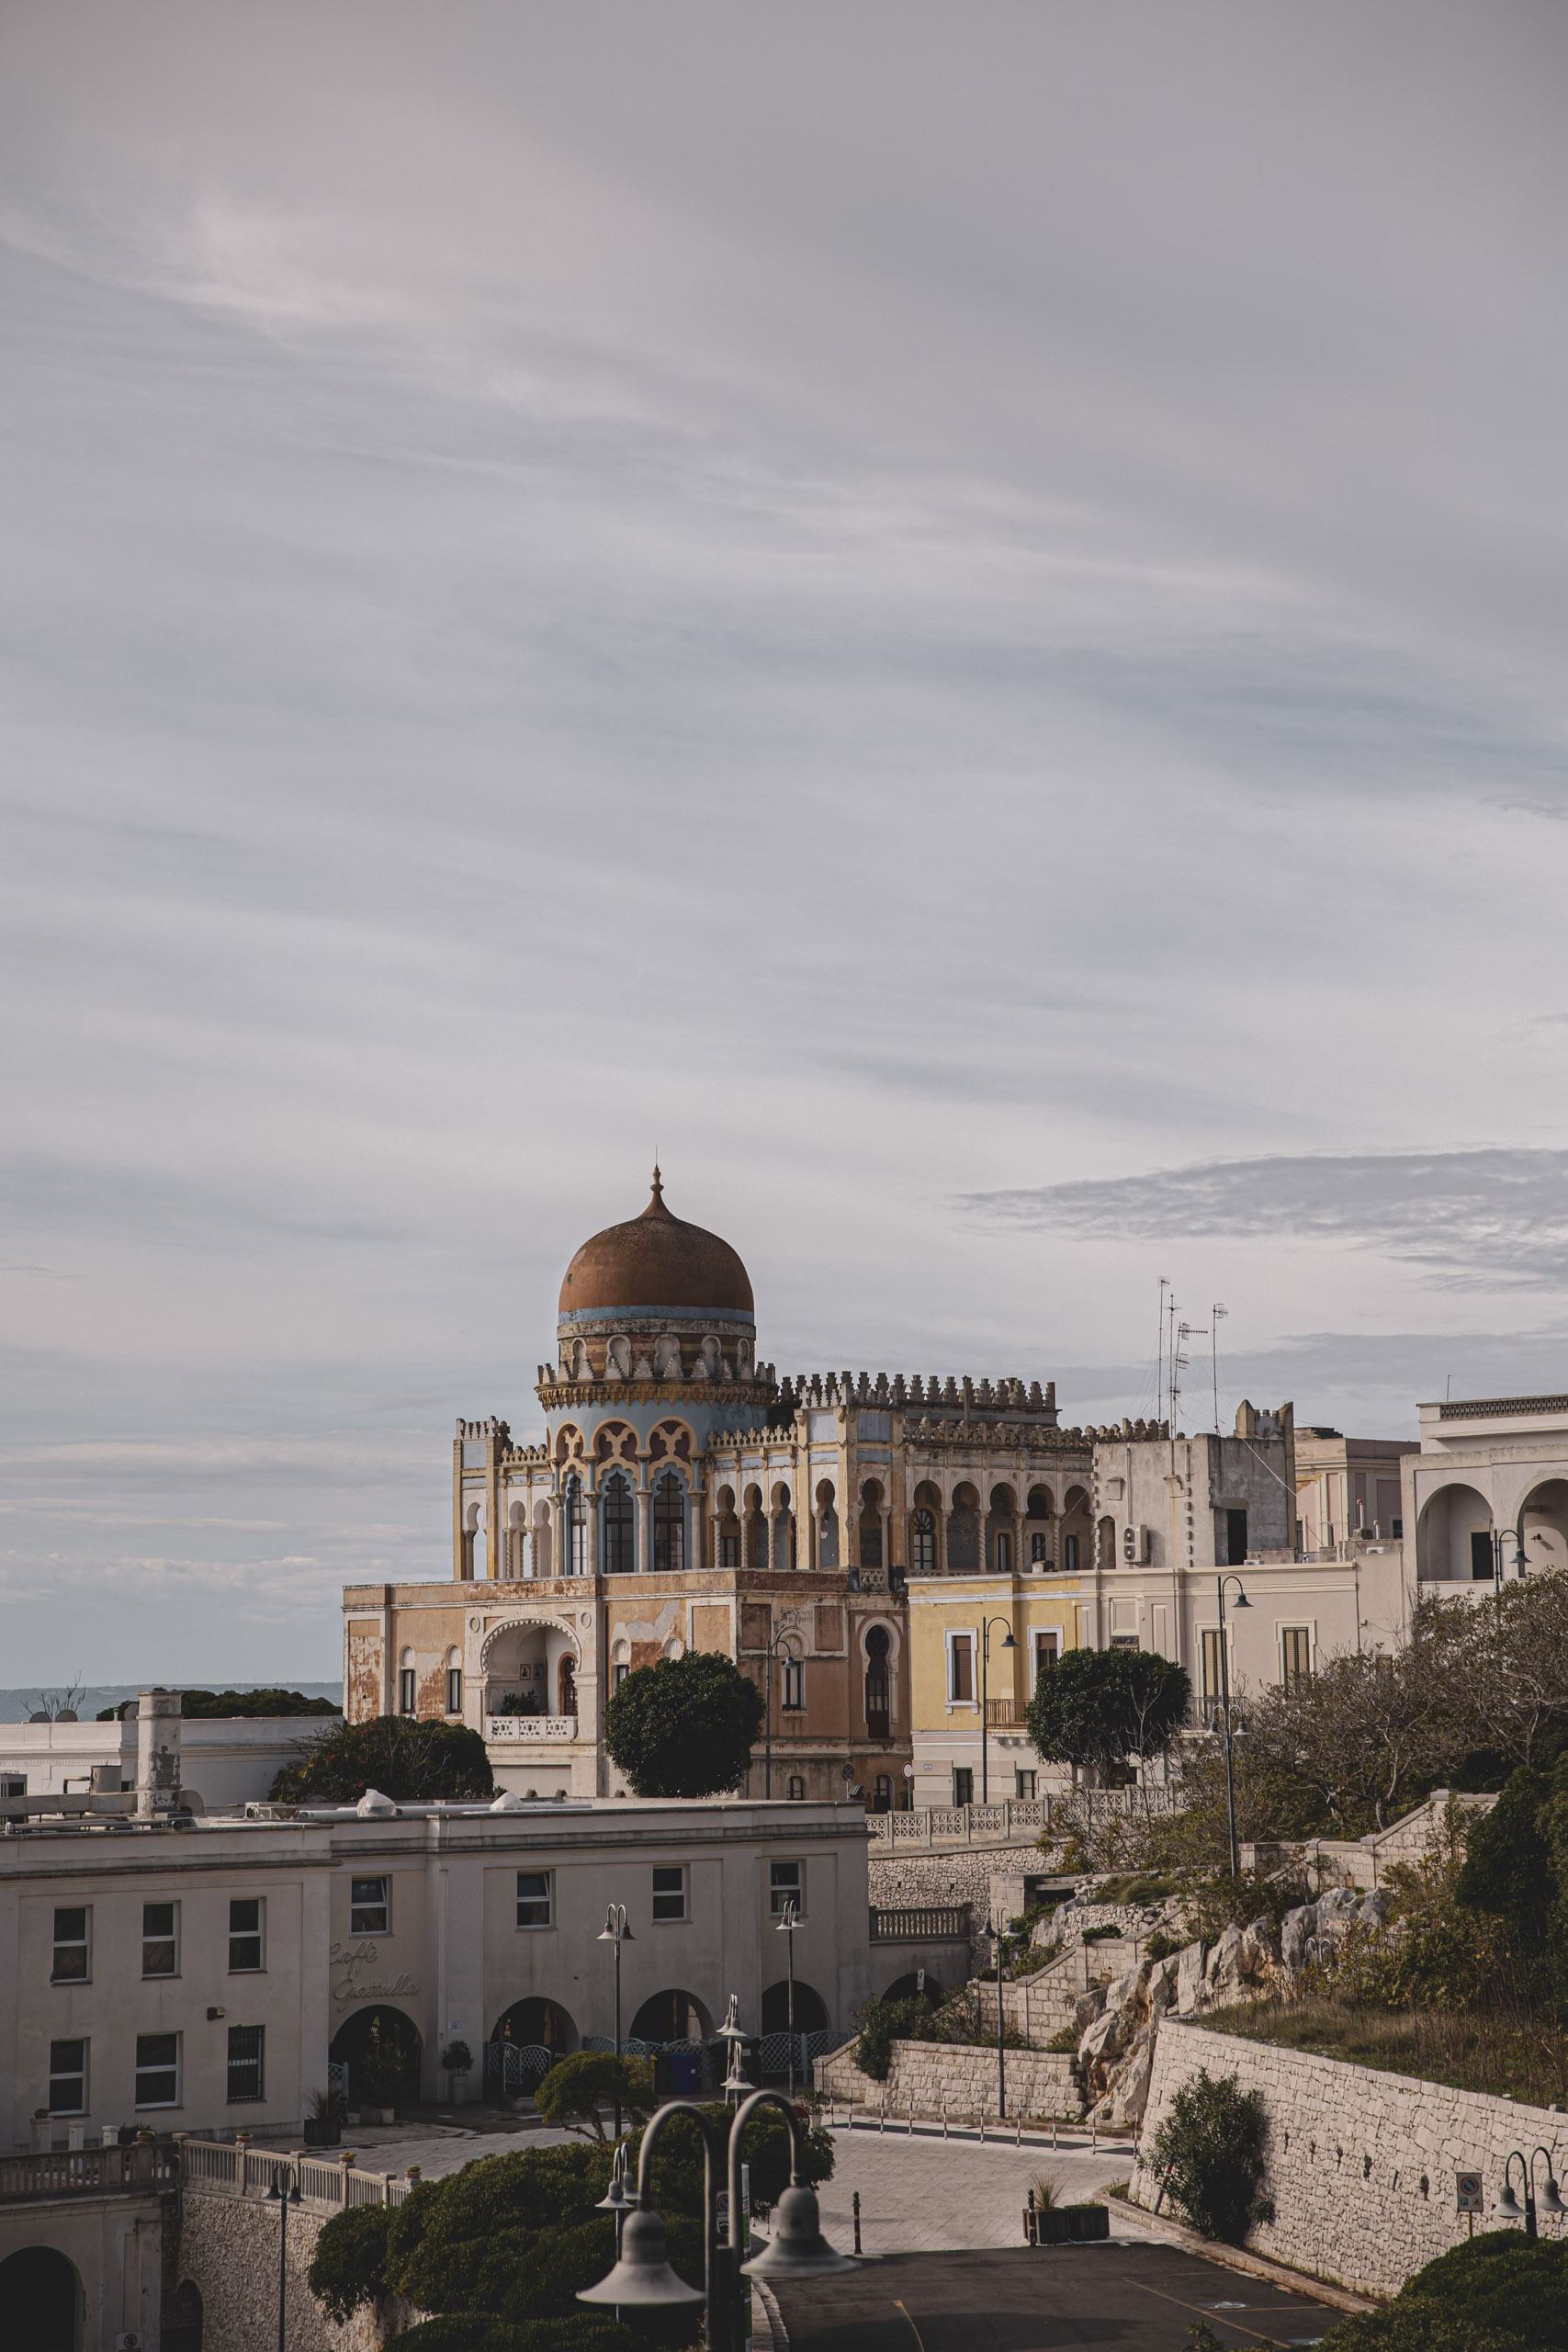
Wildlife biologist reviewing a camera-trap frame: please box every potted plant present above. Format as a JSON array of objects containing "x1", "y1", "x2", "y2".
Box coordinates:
[
  {"x1": 440, "y1": 2041, "x2": 474, "y2": 2107},
  {"x1": 303, "y1": 2087, "x2": 345, "y2": 2148}
]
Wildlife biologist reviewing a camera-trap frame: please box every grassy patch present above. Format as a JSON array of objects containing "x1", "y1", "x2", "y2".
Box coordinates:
[{"x1": 1202, "y1": 1998, "x2": 1568, "y2": 2109}]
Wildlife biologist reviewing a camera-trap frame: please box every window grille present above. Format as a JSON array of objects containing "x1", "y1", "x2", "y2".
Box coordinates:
[{"x1": 227, "y1": 2024, "x2": 265, "y2": 2103}]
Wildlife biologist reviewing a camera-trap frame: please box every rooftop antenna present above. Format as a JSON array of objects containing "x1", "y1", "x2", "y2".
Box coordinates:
[
  {"x1": 1212, "y1": 1305, "x2": 1228, "y2": 1433},
  {"x1": 1156, "y1": 1277, "x2": 1170, "y2": 1424}
]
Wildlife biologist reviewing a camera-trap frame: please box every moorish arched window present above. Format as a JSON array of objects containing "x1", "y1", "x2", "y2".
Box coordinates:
[
  {"x1": 603, "y1": 1473, "x2": 635, "y2": 1574},
  {"x1": 912, "y1": 1509, "x2": 936, "y2": 1576},
  {"x1": 653, "y1": 1471, "x2": 685, "y2": 1575},
  {"x1": 564, "y1": 1475, "x2": 587, "y2": 1577},
  {"x1": 864, "y1": 1624, "x2": 890, "y2": 1739}
]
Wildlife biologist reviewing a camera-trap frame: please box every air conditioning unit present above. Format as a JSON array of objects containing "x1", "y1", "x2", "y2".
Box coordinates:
[{"x1": 1122, "y1": 1524, "x2": 1150, "y2": 1565}]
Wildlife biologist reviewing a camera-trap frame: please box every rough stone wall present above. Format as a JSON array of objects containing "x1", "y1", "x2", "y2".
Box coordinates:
[
  {"x1": 178, "y1": 2191, "x2": 415, "y2": 2352},
  {"x1": 818, "y1": 2038, "x2": 1078, "y2": 2119},
  {"x1": 1131, "y1": 2020, "x2": 1568, "y2": 2299},
  {"x1": 870, "y1": 1844, "x2": 1043, "y2": 1966}
]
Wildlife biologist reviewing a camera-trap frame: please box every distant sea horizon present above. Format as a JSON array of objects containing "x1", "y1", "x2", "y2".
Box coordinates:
[{"x1": 0, "y1": 1680, "x2": 344, "y2": 1724}]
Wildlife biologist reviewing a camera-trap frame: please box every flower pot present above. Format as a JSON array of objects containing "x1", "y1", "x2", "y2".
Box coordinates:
[
  {"x1": 302, "y1": 2117, "x2": 342, "y2": 2149},
  {"x1": 1032, "y1": 2205, "x2": 1110, "y2": 2245}
]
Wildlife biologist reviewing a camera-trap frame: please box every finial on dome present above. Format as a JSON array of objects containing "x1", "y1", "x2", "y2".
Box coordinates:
[
  {"x1": 651, "y1": 1162, "x2": 662, "y2": 1204},
  {"x1": 641, "y1": 1162, "x2": 671, "y2": 1221}
]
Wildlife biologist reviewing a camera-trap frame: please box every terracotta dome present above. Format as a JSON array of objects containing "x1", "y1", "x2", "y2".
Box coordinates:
[{"x1": 558, "y1": 1170, "x2": 754, "y2": 1319}]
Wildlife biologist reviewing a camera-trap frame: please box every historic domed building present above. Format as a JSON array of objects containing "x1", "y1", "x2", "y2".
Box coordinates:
[{"x1": 343, "y1": 1171, "x2": 1100, "y2": 1803}]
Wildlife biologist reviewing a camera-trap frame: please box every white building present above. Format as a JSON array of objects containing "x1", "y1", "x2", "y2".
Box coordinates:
[
  {"x1": 1403, "y1": 1389, "x2": 1568, "y2": 1593},
  {"x1": 1, "y1": 1792, "x2": 870, "y2": 2152},
  {"x1": 0, "y1": 1694, "x2": 325, "y2": 1815}
]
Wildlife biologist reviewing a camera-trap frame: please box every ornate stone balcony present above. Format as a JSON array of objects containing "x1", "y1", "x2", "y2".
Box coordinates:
[{"x1": 485, "y1": 1714, "x2": 579, "y2": 1741}]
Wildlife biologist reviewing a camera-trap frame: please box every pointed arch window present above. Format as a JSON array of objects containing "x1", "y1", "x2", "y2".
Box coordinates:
[
  {"x1": 864, "y1": 1624, "x2": 891, "y2": 1739},
  {"x1": 653, "y1": 1472, "x2": 685, "y2": 1575},
  {"x1": 603, "y1": 1473, "x2": 635, "y2": 1574}
]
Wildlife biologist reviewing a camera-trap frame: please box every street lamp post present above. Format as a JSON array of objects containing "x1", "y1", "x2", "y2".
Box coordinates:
[
  {"x1": 596, "y1": 1904, "x2": 635, "y2": 2139},
  {"x1": 978, "y1": 1617, "x2": 1016, "y2": 1805},
  {"x1": 990, "y1": 1905, "x2": 1008, "y2": 2120},
  {"x1": 265, "y1": 2163, "x2": 301, "y2": 2352},
  {"x1": 1214, "y1": 1573, "x2": 1249, "y2": 1879},
  {"x1": 1494, "y1": 2147, "x2": 1566, "y2": 2239},
  {"x1": 777, "y1": 1897, "x2": 799, "y2": 2099},
  {"x1": 579, "y1": 2085, "x2": 857, "y2": 2349}
]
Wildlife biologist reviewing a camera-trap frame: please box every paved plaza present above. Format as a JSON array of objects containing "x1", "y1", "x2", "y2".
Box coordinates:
[{"x1": 771, "y1": 2244, "x2": 1341, "y2": 2350}]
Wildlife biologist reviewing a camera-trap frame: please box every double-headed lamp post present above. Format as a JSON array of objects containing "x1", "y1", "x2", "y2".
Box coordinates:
[
  {"x1": 265, "y1": 2162, "x2": 301, "y2": 2352},
  {"x1": 1213, "y1": 1574, "x2": 1249, "y2": 1879},
  {"x1": 580, "y1": 2085, "x2": 857, "y2": 2351},
  {"x1": 777, "y1": 1896, "x2": 799, "y2": 2099},
  {"x1": 596, "y1": 1904, "x2": 634, "y2": 2138},
  {"x1": 978, "y1": 1617, "x2": 1016, "y2": 1805},
  {"x1": 762, "y1": 1615, "x2": 800, "y2": 1799},
  {"x1": 1495, "y1": 2147, "x2": 1565, "y2": 2239}
]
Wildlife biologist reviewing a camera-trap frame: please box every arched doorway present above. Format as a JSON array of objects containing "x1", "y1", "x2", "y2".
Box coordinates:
[
  {"x1": 1518, "y1": 1479, "x2": 1568, "y2": 1576},
  {"x1": 328, "y1": 2006, "x2": 423, "y2": 2107},
  {"x1": 630, "y1": 1989, "x2": 712, "y2": 2044},
  {"x1": 0, "y1": 2247, "x2": 83, "y2": 2352},
  {"x1": 164, "y1": 2279, "x2": 204, "y2": 2352},
  {"x1": 760, "y1": 1979, "x2": 829, "y2": 2034},
  {"x1": 880, "y1": 1972, "x2": 943, "y2": 2006},
  {"x1": 492, "y1": 1996, "x2": 578, "y2": 2056},
  {"x1": 1416, "y1": 1483, "x2": 1494, "y2": 1582},
  {"x1": 864, "y1": 1625, "x2": 891, "y2": 1740}
]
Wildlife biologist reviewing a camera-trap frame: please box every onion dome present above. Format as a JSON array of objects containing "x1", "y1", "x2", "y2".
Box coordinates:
[{"x1": 558, "y1": 1169, "x2": 754, "y2": 1321}]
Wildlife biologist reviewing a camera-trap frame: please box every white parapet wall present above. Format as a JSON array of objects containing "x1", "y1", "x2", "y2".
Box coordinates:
[{"x1": 1131, "y1": 2018, "x2": 1568, "y2": 2299}]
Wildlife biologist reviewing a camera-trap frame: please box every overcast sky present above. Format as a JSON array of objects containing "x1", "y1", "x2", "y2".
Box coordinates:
[{"x1": 4, "y1": 4, "x2": 1567, "y2": 1684}]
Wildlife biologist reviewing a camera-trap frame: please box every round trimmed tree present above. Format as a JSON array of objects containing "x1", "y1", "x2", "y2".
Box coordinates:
[
  {"x1": 1025, "y1": 1645, "x2": 1190, "y2": 1783},
  {"x1": 604, "y1": 1651, "x2": 764, "y2": 1799}
]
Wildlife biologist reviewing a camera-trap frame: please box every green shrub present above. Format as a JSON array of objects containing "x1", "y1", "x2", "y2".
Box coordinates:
[
  {"x1": 1145, "y1": 1931, "x2": 1184, "y2": 1962},
  {"x1": 1321, "y1": 2230, "x2": 1568, "y2": 2352},
  {"x1": 604, "y1": 1652, "x2": 763, "y2": 1799},
  {"x1": 1149, "y1": 2068, "x2": 1273, "y2": 2244},
  {"x1": 852, "y1": 1994, "x2": 934, "y2": 2081},
  {"x1": 307, "y1": 2201, "x2": 389, "y2": 2324},
  {"x1": 392, "y1": 2321, "x2": 639, "y2": 2351},
  {"x1": 533, "y1": 2052, "x2": 654, "y2": 2141},
  {"x1": 1043, "y1": 2024, "x2": 1080, "y2": 2052},
  {"x1": 271, "y1": 1714, "x2": 493, "y2": 1803},
  {"x1": 1082, "y1": 1923, "x2": 1120, "y2": 1943}
]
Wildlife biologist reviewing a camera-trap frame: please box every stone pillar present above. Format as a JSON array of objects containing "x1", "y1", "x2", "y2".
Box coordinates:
[
  {"x1": 136, "y1": 1691, "x2": 182, "y2": 1820},
  {"x1": 637, "y1": 1481, "x2": 652, "y2": 1577}
]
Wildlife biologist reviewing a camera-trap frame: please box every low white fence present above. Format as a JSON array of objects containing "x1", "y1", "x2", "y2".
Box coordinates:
[
  {"x1": 867, "y1": 1789, "x2": 1182, "y2": 1849},
  {"x1": 180, "y1": 2137, "x2": 413, "y2": 2213}
]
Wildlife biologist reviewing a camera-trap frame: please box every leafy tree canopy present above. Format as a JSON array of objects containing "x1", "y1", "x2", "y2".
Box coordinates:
[
  {"x1": 1026, "y1": 1645, "x2": 1190, "y2": 1781},
  {"x1": 97, "y1": 1688, "x2": 340, "y2": 1722},
  {"x1": 1149, "y1": 2067, "x2": 1272, "y2": 2245},
  {"x1": 604, "y1": 1652, "x2": 763, "y2": 1799},
  {"x1": 271, "y1": 1714, "x2": 493, "y2": 1804},
  {"x1": 533, "y1": 2052, "x2": 655, "y2": 2142}
]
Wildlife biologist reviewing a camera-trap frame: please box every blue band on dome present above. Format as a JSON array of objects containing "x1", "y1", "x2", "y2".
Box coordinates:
[{"x1": 556, "y1": 1304, "x2": 755, "y2": 1329}]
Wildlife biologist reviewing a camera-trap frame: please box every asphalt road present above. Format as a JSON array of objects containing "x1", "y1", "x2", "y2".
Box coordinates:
[{"x1": 769, "y1": 2243, "x2": 1344, "y2": 2350}]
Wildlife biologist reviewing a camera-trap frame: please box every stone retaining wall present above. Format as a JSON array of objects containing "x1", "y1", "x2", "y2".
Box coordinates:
[
  {"x1": 1131, "y1": 2019, "x2": 1568, "y2": 2300},
  {"x1": 818, "y1": 2037, "x2": 1079, "y2": 2119},
  {"x1": 178, "y1": 2191, "x2": 414, "y2": 2352}
]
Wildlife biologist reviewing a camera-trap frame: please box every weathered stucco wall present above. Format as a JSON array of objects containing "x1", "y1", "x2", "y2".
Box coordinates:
[
  {"x1": 177, "y1": 2191, "x2": 413, "y2": 2352},
  {"x1": 1131, "y1": 2019, "x2": 1568, "y2": 2299},
  {"x1": 818, "y1": 2037, "x2": 1078, "y2": 2118}
]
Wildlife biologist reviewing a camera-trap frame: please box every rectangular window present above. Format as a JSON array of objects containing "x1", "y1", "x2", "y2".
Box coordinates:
[
  {"x1": 141, "y1": 1901, "x2": 178, "y2": 1978},
  {"x1": 1015, "y1": 1769, "x2": 1037, "y2": 1799},
  {"x1": 1033, "y1": 1631, "x2": 1059, "y2": 1683},
  {"x1": 135, "y1": 2032, "x2": 180, "y2": 2109},
  {"x1": 952, "y1": 1767, "x2": 974, "y2": 1807},
  {"x1": 516, "y1": 1871, "x2": 552, "y2": 1928},
  {"x1": 227, "y1": 2024, "x2": 265, "y2": 2103},
  {"x1": 1471, "y1": 1530, "x2": 1494, "y2": 1581},
  {"x1": 1062, "y1": 1533, "x2": 1079, "y2": 1574},
  {"x1": 1, "y1": 1771, "x2": 25, "y2": 1798},
  {"x1": 398, "y1": 1668, "x2": 417, "y2": 1715},
  {"x1": 350, "y1": 1878, "x2": 389, "y2": 1936},
  {"x1": 614, "y1": 1662, "x2": 628, "y2": 1690},
  {"x1": 229, "y1": 1898, "x2": 265, "y2": 1972},
  {"x1": 770, "y1": 1860, "x2": 803, "y2": 1917},
  {"x1": 1200, "y1": 1628, "x2": 1224, "y2": 1701},
  {"x1": 652, "y1": 1866, "x2": 687, "y2": 1923},
  {"x1": 51, "y1": 1905, "x2": 90, "y2": 1984},
  {"x1": 719, "y1": 1533, "x2": 739, "y2": 1566},
  {"x1": 48, "y1": 2038, "x2": 87, "y2": 2115},
  {"x1": 1281, "y1": 1627, "x2": 1312, "y2": 1689},
  {"x1": 1226, "y1": 1509, "x2": 1248, "y2": 1566},
  {"x1": 948, "y1": 1634, "x2": 974, "y2": 1702},
  {"x1": 446, "y1": 1665, "x2": 463, "y2": 1714},
  {"x1": 782, "y1": 1659, "x2": 805, "y2": 1712}
]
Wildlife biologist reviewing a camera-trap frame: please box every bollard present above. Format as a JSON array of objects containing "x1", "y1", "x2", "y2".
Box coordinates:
[
  {"x1": 978, "y1": 2104, "x2": 985, "y2": 2144},
  {"x1": 879, "y1": 2097, "x2": 886, "y2": 2135},
  {"x1": 908, "y1": 2095, "x2": 914, "y2": 2137},
  {"x1": 852, "y1": 2190, "x2": 862, "y2": 2256},
  {"x1": 942, "y1": 2094, "x2": 948, "y2": 2140},
  {"x1": 1092, "y1": 2120, "x2": 1098, "y2": 2152},
  {"x1": 1052, "y1": 2115, "x2": 1057, "y2": 2151},
  {"x1": 1015, "y1": 2112, "x2": 1021, "y2": 2148}
]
